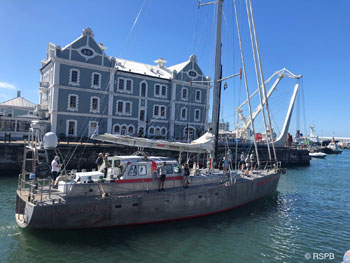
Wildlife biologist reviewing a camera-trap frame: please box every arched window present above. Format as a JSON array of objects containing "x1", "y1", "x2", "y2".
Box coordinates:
[
  {"x1": 121, "y1": 125, "x2": 127, "y2": 135},
  {"x1": 155, "y1": 127, "x2": 160, "y2": 136},
  {"x1": 113, "y1": 124, "x2": 120, "y2": 134},
  {"x1": 149, "y1": 127, "x2": 155, "y2": 135},
  {"x1": 161, "y1": 127, "x2": 167, "y2": 136},
  {"x1": 128, "y1": 125, "x2": 134, "y2": 135}
]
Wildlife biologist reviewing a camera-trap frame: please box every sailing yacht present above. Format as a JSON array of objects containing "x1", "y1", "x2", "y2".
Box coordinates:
[{"x1": 15, "y1": 0, "x2": 286, "y2": 229}]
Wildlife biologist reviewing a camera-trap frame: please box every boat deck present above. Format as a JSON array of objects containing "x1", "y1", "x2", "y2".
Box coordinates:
[{"x1": 17, "y1": 169, "x2": 274, "y2": 206}]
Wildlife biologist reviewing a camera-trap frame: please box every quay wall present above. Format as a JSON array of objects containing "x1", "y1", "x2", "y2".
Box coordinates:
[{"x1": 0, "y1": 142, "x2": 310, "y2": 174}]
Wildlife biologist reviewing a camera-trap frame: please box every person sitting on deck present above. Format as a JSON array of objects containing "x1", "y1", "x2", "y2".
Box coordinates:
[{"x1": 158, "y1": 162, "x2": 166, "y2": 192}]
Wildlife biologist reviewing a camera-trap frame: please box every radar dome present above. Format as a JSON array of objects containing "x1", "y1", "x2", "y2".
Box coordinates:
[{"x1": 43, "y1": 132, "x2": 58, "y2": 149}]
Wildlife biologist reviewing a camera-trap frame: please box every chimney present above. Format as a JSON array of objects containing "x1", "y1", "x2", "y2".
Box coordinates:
[{"x1": 17, "y1": 90, "x2": 21, "y2": 97}]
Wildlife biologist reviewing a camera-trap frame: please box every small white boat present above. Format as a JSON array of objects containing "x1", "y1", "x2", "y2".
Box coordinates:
[{"x1": 309, "y1": 152, "x2": 327, "y2": 158}]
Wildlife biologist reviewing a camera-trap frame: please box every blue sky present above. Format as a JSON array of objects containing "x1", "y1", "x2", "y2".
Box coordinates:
[{"x1": 0, "y1": 0, "x2": 349, "y2": 137}]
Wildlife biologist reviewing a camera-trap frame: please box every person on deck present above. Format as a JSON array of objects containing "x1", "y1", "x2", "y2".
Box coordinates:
[
  {"x1": 223, "y1": 155, "x2": 229, "y2": 175},
  {"x1": 103, "y1": 153, "x2": 109, "y2": 178},
  {"x1": 240, "y1": 152, "x2": 246, "y2": 171},
  {"x1": 245, "y1": 154, "x2": 250, "y2": 176},
  {"x1": 250, "y1": 152, "x2": 255, "y2": 172},
  {"x1": 95, "y1": 152, "x2": 103, "y2": 171},
  {"x1": 51, "y1": 156, "x2": 61, "y2": 186},
  {"x1": 183, "y1": 163, "x2": 190, "y2": 188},
  {"x1": 158, "y1": 162, "x2": 166, "y2": 192}
]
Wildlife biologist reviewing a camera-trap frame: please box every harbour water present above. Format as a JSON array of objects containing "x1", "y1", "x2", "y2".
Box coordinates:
[{"x1": 1, "y1": 151, "x2": 349, "y2": 262}]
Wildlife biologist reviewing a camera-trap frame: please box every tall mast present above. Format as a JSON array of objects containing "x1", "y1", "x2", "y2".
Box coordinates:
[{"x1": 211, "y1": 0, "x2": 224, "y2": 163}]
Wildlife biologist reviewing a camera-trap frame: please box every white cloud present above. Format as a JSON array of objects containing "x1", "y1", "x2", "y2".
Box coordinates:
[{"x1": 0, "y1": 82, "x2": 16, "y2": 90}]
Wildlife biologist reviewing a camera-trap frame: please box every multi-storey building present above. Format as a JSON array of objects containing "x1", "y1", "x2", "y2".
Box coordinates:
[{"x1": 39, "y1": 28, "x2": 210, "y2": 140}]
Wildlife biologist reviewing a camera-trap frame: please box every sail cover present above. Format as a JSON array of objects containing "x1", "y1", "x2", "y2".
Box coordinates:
[{"x1": 91, "y1": 132, "x2": 214, "y2": 153}]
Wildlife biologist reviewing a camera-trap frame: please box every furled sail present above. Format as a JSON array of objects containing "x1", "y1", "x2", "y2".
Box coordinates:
[{"x1": 91, "y1": 132, "x2": 214, "y2": 153}]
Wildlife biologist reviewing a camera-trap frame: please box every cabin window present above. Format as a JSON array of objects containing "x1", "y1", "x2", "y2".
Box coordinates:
[
  {"x1": 138, "y1": 165, "x2": 147, "y2": 176},
  {"x1": 129, "y1": 165, "x2": 137, "y2": 176},
  {"x1": 173, "y1": 164, "x2": 182, "y2": 174},
  {"x1": 166, "y1": 164, "x2": 173, "y2": 174}
]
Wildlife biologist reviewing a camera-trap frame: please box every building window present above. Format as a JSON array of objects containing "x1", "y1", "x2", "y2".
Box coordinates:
[
  {"x1": 67, "y1": 94, "x2": 79, "y2": 111},
  {"x1": 125, "y1": 102, "x2": 131, "y2": 115},
  {"x1": 128, "y1": 125, "x2": 135, "y2": 135},
  {"x1": 180, "y1": 107, "x2": 187, "y2": 121},
  {"x1": 121, "y1": 125, "x2": 127, "y2": 135},
  {"x1": 88, "y1": 121, "x2": 99, "y2": 136},
  {"x1": 116, "y1": 101, "x2": 132, "y2": 116},
  {"x1": 113, "y1": 124, "x2": 120, "y2": 134},
  {"x1": 194, "y1": 109, "x2": 201, "y2": 122},
  {"x1": 139, "y1": 109, "x2": 145, "y2": 121},
  {"x1": 69, "y1": 69, "x2": 80, "y2": 86},
  {"x1": 154, "y1": 105, "x2": 159, "y2": 117},
  {"x1": 118, "y1": 78, "x2": 124, "y2": 91},
  {"x1": 184, "y1": 126, "x2": 195, "y2": 139},
  {"x1": 90, "y1": 96, "x2": 100, "y2": 113},
  {"x1": 149, "y1": 127, "x2": 155, "y2": 135},
  {"x1": 66, "y1": 120, "x2": 77, "y2": 136},
  {"x1": 161, "y1": 127, "x2": 167, "y2": 136},
  {"x1": 181, "y1": 87, "x2": 188, "y2": 101},
  {"x1": 117, "y1": 77, "x2": 133, "y2": 94},
  {"x1": 154, "y1": 84, "x2": 167, "y2": 98},
  {"x1": 91, "y1": 72, "x2": 101, "y2": 89},
  {"x1": 155, "y1": 127, "x2": 160, "y2": 136},
  {"x1": 195, "y1": 90, "x2": 201, "y2": 103},
  {"x1": 153, "y1": 105, "x2": 166, "y2": 119},
  {"x1": 161, "y1": 86, "x2": 166, "y2": 97},
  {"x1": 126, "y1": 80, "x2": 132, "y2": 92},
  {"x1": 140, "y1": 81, "x2": 147, "y2": 97},
  {"x1": 117, "y1": 101, "x2": 123, "y2": 114}
]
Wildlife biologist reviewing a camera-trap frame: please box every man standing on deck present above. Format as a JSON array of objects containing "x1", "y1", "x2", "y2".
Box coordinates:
[
  {"x1": 51, "y1": 156, "x2": 61, "y2": 186},
  {"x1": 158, "y1": 162, "x2": 167, "y2": 192},
  {"x1": 95, "y1": 152, "x2": 103, "y2": 171}
]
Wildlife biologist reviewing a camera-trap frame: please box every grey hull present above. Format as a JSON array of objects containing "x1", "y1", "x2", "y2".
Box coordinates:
[{"x1": 16, "y1": 173, "x2": 280, "y2": 229}]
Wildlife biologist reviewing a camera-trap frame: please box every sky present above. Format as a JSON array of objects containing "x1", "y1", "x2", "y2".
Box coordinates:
[{"x1": 0, "y1": 0, "x2": 349, "y2": 137}]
